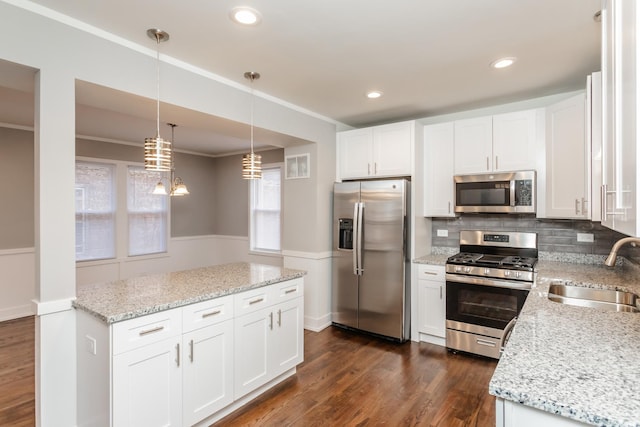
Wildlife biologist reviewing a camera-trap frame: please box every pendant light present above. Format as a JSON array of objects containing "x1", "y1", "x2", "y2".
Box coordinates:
[
  {"x1": 152, "y1": 123, "x2": 190, "y2": 196},
  {"x1": 144, "y1": 28, "x2": 172, "y2": 171},
  {"x1": 242, "y1": 71, "x2": 262, "y2": 179}
]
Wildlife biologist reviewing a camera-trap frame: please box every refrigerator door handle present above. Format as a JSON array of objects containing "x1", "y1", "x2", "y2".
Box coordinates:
[
  {"x1": 352, "y1": 202, "x2": 359, "y2": 275},
  {"x1": 356, "y1": 202, "x2": 364, "y2": 275}
]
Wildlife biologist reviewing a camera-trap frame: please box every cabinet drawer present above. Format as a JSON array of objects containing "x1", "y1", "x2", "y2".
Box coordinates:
[
  {"x1": 234, "y1": 286, "x2": 273, "y2": 317},
  {"x1": 271, "y1": 278, "x2": 304, "y2": 303},
  {"x1": 182, "y1": 295, "x2": 234, "y2": 333},
  {"x1": 417, "y1": 264, "x2": 445, "y2": 281},
  {"x1": 112, "y1": 308, "x2": 182, "y2": 355}
]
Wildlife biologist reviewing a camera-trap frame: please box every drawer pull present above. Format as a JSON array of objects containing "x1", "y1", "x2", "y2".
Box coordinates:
[
  {"x1": 249, "y1": 297, "x2": 264, "y2": 305},
  {"x1": 476, "y1": 339, "x2": 496, "y2": 348},
  {"x1": 423, "y1": 271, "x2": 438, "y2": 276},
  {"x1": 202, "y1": 310, "x2": 221, "y2": 318},
  {"x1": 284, "y1": 288, "x2": 297, "y2": 294},
  {"x1": 139, "y1": 326, "x2": 164, "y2": 336}
]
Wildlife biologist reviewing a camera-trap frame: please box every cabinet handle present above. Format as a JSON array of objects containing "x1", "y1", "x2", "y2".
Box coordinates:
[
  {"x1": 202, "y1": 310, "x2": 221, "y2": 318},
  {"x1": 440, "y1": 286, "x2": 443, "y2": 300},
  {"x1": 189, "y1": 339, "x2": 194, "y2": 363},
  {"x1": 176, "y1": 343, "x2": 180, "y2": 367},
  {"x1": 285, "y1": 288, "x2": 297, "y2": 294},
  {"x1": 495, "y1": 156, "x2": 498, "y2": 170},
  {"x1": 139, "y1": 326, "x2": 164, "y2": 336},
  {"x1": 278, "y1": 309, "x2": 282, "y2": 327},
  {"x1": 269, "y1": 312, "x2": 274, "y2": 330},
  {"x1": 581, "y1": 198, "x2": 587, "y2": 215},
  {"x1": 249, "y1": 297, "x2": 264, "y2": 305},
  {"x1": 374, "y1": 162, "x2": 378, "y2": 174},
  {"x1": 448, "y1": 201, "x2": 451, "y2": 214},
  {"x1": 423, "y1": 271, "x2": 438, "y2": 276},
  {"x1": 368, "y1": 163, "x2": 371, "y2": 175},
  {"x1": 575, "y1": 199, "x2": 580, "y2": 215},
  {"x1": 601, "y1": 185, "x2": 607, "y2": 221}
]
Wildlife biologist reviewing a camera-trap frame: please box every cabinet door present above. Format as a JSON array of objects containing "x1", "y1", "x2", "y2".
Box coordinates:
[
  {"x1": 113, "y1": 337, "x2": 182, "y2": 427},
  {"x1": 454, "y1": 117, "x2": 493, "y2": 174},
  {"x1": 492, "y1": 109, "x2": 539, "y2": 172},
  {"x1": 338, "y1": 128, "x2": 373, "y2": 179},
  {"x1": 182, "y1": 320, "x2": 234, "y2": 426},
  {"x1": 545, "y1": 94, "x2": 588, "y2": 218},
  {"x1": 424, "y1": 122, "x2": 455, "y2": 217},
  {"x1": 234, "y1": 308, "x2": 270, "y2": 399},
  {"x1": 418, "y1": 279, "x2": 445, "y2": 338},
  {"x1": 373, "y1": 121, "x2": 413, "y2": 177},
  {"x1": 271, "y1": 297, "x2": 304, "y2": 376}
]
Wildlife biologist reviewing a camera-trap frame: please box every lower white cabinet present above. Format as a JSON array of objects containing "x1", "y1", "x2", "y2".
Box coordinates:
[
  {"x1": 497, "y1": 398, "x2": 590, "y2": 427},
  {"x1": 417, "y1": 264, "x2": 446, "y2": 340},
  {"x1": 76, "y1": 278, "x2": 303, "y2": 427},
  {"x1": 234, "y1": 282, "x2": 304, "y2": 400}
]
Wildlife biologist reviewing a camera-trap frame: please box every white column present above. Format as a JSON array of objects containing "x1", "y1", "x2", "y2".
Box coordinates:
[{"x1": 33, "y1": 67, "x2": 76, "y2": 427}]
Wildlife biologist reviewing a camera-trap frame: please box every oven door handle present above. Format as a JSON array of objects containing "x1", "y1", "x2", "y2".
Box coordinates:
[
  {"x1": 445, "y1": 273, "x2": 532, "y2": 290},
  {"x1": 499, "y1": 316, "x2": 518, "y2": 355}
]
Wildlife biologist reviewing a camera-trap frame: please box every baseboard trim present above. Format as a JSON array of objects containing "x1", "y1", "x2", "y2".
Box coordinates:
[
  {"x1": 418, "y1": 333, "x2": 446, "y2": 347},
  {"x1": 304, "y1": 313, "x2": 332, "y2": 332},
  {"x1": 282, "y1": 250, "x2": 332, "y2": 260},
  {"x1": 0, "y1": 304, "x2": 35, "y2": 322}
]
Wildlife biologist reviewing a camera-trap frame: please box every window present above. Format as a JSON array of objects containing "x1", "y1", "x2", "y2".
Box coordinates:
[
  {"x1": 75, "y1": 162, "x2": 116, "y2": 261},
  {"x1": 250, "y1": 165, "x2": 282, "y2": 252},
  {"x1": 75, "y1": 159, "x2": 169, "y2": 261},
  {"x1": 127, "y1": 166, "x2": 168, "y2": 256}
]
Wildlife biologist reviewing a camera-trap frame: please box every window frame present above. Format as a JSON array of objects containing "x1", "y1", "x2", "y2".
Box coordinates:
[
  {"x1": 249, "y1": 162, "x2": 283, "y2": 255},
  {"x1": 75, "y1": 156, "x2": 171, "y2": 265}
]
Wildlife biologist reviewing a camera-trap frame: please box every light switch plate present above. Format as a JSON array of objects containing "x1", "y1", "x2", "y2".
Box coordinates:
[
  {"x1": 437, "y1": 229, "x2": 449, "y2": 237},
  {"x1": 577, "y1": 233, "x2": 594, "y2": 243}
]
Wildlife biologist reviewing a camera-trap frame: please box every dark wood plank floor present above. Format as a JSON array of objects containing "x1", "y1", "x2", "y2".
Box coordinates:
[
  {"x1": 214, "y1": 327, "x2": 497, "y2": 427},
  {"x1": 0, "y1": 316, "x2": 35, "y2": 427}
]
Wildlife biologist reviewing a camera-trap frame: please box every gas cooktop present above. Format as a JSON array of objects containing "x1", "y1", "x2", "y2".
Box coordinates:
[{"x1": 447, "y1": 253, "x2": 538, "y2": 271}]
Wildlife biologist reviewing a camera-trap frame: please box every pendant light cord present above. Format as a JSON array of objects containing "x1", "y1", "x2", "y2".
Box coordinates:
[
  {"x1": 155, "y1": 34, "x2": 161, "y2": 138},
  {"x1": 250, "y1": 78, "x2": 254, "y2": 155}
]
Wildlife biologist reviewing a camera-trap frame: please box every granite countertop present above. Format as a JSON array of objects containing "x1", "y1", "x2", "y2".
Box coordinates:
[
  {"x1": 490, "y1": 259, "x2": 640, "y2": 426},
  {"x1": 73, "y1": 262, "x2": 306, "y2": 324},
  {"x1": 413, "y1": 247, "x2": 457, "y2": 265}
]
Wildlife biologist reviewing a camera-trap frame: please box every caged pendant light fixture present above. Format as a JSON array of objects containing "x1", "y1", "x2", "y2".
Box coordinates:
[
  {"x1": 144, "y1": 28, "x2": 172, "y2": 171},
  {"x1": 152, "y1": 123, "x2": 190, "y2": 196},
  {"x1": 242, "y1": 71, "x2": 262, "y2": 179}
]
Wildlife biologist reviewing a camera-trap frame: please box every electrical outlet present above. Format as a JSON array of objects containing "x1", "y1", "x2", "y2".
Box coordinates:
[
  {"x1": 437, "y1": 229, "x2": 449, "y2": 237},
  {"x1": 577, "y1": 233, "x2": 594, "y2": 243},
  {"x1": 86, "y1": 335, "x2": 97, "y2": 355}
]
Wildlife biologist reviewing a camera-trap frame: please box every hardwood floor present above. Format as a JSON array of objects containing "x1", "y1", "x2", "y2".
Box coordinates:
[
  {"x1": 0, "y1": 316, "x2": 35, "y2": 427},
  {"x1": 214, "y1": 327, "x2": 497, "y2": 427},
  {"x1": 0, "y1": 318, "x2": 497, "y2": 427}
]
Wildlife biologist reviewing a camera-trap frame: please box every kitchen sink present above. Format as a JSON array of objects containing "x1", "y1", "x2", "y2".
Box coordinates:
[{"x1": 548, "y1": 283, "x2": 640, "y2": 313}]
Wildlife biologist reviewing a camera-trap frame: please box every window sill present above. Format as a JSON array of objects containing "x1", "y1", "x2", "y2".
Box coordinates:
[
  {"x1": 248, "y1": 250, "x2": 283, "y2": 259},
  {"x1": 76, "y1": 252, "x2": 170, "y2": 267}
]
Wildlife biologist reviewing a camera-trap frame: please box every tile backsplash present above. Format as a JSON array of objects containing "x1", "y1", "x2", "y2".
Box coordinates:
[{"x1": 431, "y1": 215, "x2": 640, "y2": 261}]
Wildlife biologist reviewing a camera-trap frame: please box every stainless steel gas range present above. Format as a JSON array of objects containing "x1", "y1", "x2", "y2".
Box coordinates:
[{"x1": 445, "y1": 230, "x2": 538, "y2": 359}]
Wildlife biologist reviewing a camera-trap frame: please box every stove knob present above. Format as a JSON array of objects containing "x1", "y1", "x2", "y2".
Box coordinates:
[
  {"x1": 504, "y1": 270, "x2": 511, "y2": 277},
  {"x1": 455, "y1": 266, "x2": 463, "y2": 273},
  {"x1": 484, "y1": 268, "x2": 490, "y2": 275},
  {"x1": 515, "y1": 271, "x2": 522, "y2": 278},
  {"x1": 464, "y1": 267, "x2": 471, "y2": 273}
]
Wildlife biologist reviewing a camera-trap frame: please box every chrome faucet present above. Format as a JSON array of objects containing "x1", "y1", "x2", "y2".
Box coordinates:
[{"x1": 604, "y1": 236, "x2": 640, "y2": 266}]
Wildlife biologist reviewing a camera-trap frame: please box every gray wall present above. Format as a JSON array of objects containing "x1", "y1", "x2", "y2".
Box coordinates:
[
  {"x1": 212, "y1": 149, "x2": 284, "y2": 236},
  {"x1": 0, "y1": 127, "x2": 34, "y2": 249}
]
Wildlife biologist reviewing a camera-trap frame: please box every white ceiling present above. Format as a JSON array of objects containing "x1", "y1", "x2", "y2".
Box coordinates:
[{"x1": 0, "y1": 0, "x2": 602, "y2": 156}]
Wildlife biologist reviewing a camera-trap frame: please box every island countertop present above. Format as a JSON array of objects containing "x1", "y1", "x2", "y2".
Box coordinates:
[
  {"x1": 489, "y1": 260, "x2": 640, "y2": 426},
  {"x1": 73, "y1": 262, "x2": 306, "y2": 324}
]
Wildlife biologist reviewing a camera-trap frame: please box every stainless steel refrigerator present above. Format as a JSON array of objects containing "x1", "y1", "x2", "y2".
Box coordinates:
[{"x1": 331, "y1": 179, "x2": 410, "y2": 341}]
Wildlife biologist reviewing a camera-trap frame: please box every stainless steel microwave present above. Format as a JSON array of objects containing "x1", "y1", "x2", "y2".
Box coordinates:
[{"x1": 454, "y1": 170, "x2": 536, "y2": 214}]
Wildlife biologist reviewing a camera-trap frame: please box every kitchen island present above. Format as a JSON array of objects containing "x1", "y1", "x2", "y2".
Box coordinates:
[
  {"x1": 490, "y1": 259, "x2": 640, "y2": 427},
  {"x1": 75, "y1": 262, "x2": 306, "y2": 427}
]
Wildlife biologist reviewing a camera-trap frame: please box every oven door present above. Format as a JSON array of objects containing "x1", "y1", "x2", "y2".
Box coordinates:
[{"x1": 445, "y1": 274, "x2": 529, "y2": 331}]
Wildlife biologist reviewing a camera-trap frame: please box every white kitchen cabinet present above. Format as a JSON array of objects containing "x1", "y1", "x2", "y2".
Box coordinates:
[
  {"x1": 417, "y1": 264, "x2": 446, "y2": 341},
  {"x1": 601, "y1": 0, "x2": 640, "y2": 236},
  {"x1": 496, "y1": 398, "x2": 589, "y2": 427},
  {"x1": 338, "y1": 121, "x2": 413, "y2": 180},
  {"x1": 543, "y1": 93, "x2": 589, "y2": 218},
  {"x1": 234, "y1": 279, "x2": 304, "y2": 400},
  {"x1": 113, "y1": 337, "x2": 183, "y2": 427},
  {"x1": 454, "y1": 110, "x2": 539, "y2": 174},
  {"x1": 423, "y1": 122, "x2": 455, "y2": 217},
  {"x1": 76, "y1": 278, "x2": 303, "y2": 427}
]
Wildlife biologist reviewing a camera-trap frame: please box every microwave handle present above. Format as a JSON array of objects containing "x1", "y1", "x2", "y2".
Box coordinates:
[{"x1": 509, "y1": 180, "x2": 516, "y2": 207}]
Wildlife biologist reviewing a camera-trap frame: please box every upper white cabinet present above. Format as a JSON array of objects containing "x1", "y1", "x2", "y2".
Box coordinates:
[
  {"x1": 338, "y1": 121, "x2": 414, "y2": 180},
  {"x1": 543, "y1": 93, "x2": 589, "y2": 219},
  {"x1": 454, "y1": 110, "x2": 540, "y2": 174},
  {"x1": 423, "y1": 122, "x2": 455, "y2": 217},
  {"x1": 601, "y1": 0, "x2": 640, "y2": 236}
]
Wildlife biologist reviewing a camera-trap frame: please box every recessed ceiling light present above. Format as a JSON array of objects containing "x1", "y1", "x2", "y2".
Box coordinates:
[
  {"x1": 491, "y1": 57, "x2": 517, "y2": 69},
  {"x1": 230, "y1": 6, "x2": 262, "y2": 25},
  {"x1": 366, "y1": 91, "x2": 383, "y2": 99}
]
